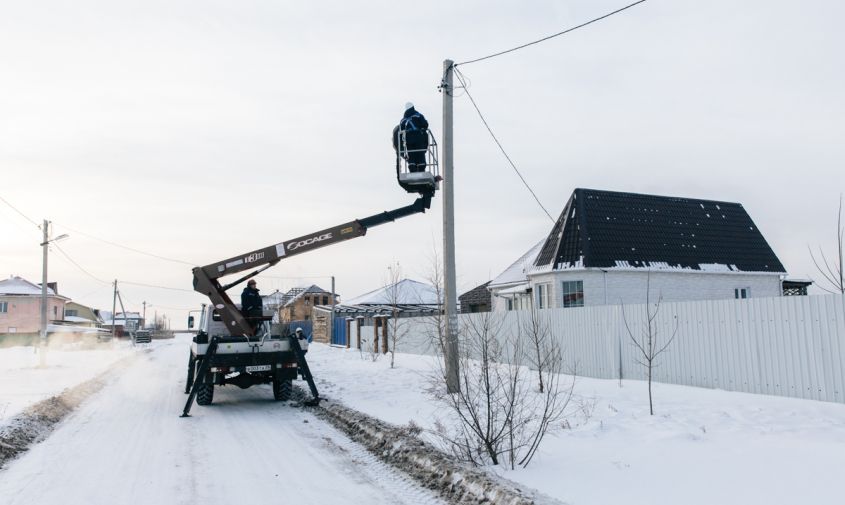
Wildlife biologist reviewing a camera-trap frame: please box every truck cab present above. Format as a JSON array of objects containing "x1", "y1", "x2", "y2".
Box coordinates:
[{"x1": 186, "y1": 305, "x2": 310, "y2": 406}]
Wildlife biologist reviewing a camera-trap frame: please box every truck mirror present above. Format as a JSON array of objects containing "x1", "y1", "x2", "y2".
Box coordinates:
[{"x1": 188, "y1": 315, "x2": 195, "y2": 329}]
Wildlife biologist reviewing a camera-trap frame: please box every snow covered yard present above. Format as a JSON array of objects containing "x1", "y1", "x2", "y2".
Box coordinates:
[
  {"x1": 0, "y1": 339, "x2": 144, "y2": 427},
  {"x1": 307, "y1": 343, "x2": 845, "y2": 505}
]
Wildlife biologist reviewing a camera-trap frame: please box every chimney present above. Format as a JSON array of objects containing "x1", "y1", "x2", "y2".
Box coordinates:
[{"x1": 47, "y1": 282, "x2": 58, "y2": 294}]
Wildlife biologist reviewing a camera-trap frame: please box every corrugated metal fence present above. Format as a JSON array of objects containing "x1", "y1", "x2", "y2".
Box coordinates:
[{"x1": 394, "y1": 294, "x2": 845, "y2": 403}]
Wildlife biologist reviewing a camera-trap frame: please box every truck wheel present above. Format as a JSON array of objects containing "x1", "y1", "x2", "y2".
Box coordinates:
[
  {"x1": 196, "y1": 381, "x2": 214, "y2": 406},
  {"x1": 273, "y1": 379, "x2": 292, "y2": 401}
]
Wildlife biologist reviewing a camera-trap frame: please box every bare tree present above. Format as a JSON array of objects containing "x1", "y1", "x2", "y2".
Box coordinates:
[
  {"x1": 384, "y1": 261, "x2": 410, "y2": 368},
  {"x1": 521, "y1": 305, "x2": 561, "y2": 393},
  {"x1": 430, "y1": 311, "x2": 574, "y2": 469},
  {"x1": 621, "y1": 272, "x2": 678, "y2": 415},
  {"x1": 421, "y1": 244, "x2": 447, "y2": 357},
  {"x1": 809, "y1": 194, "x2": 844, "y2": 294}
]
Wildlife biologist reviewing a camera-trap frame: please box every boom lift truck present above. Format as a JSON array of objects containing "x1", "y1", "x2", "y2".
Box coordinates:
[{"x1": 181, "y1": 130, "x2": 439, "y2": 417}]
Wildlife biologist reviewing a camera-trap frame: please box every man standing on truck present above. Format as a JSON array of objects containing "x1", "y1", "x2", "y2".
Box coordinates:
[{"x1": 241, "y1": 279, "x2": 263, "y2": 335}]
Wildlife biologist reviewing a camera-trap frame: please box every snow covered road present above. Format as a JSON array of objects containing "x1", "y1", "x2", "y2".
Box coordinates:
[{"x1": 0, "y1": 338, "x2": 445, "y2": 505}]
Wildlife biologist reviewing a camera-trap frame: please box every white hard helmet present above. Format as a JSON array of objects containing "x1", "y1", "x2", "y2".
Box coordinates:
[
  {"x1": 295, "y1": 327, "x2": 303, "y2": 333},
  {"x1": 404, "y1": 102, "x2": 414, "y2": 111}
]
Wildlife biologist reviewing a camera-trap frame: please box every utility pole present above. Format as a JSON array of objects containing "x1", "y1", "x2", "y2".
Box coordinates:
[
  {"x1": 111, "y1": 280, "x2": 118, "y2": 340},
  {"x1": 142, "y1": 301, "x2": 147, "y2": 329},
  {"x1": 39, "y1": 219, "x2": 49, "y2": 367},
  {"x1": 442, "y1": 59, "x2": 460, "y2": 393}
]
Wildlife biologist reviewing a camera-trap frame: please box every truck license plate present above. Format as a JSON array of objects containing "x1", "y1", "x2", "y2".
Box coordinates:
[{"x1": 246, "y1": 365, "x2": 271, "y2": 372}]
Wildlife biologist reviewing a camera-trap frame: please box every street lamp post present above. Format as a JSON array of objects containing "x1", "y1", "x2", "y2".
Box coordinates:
[{"x1": 39, "y1": 219, "x2": 69, "y2": 367}]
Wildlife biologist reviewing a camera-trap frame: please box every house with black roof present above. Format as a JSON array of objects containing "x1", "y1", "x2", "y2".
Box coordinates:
[{"x1": 489, "y1": 188, "x2": 791, "y2": 311}]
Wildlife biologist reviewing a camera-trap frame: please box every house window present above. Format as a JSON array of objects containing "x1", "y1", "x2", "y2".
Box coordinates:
[
  {"x1": 735, "y1": 288, "x2": 750, "y2": 299},
  {"x1": 322, "y1": 296, "x2": 329, "y2": 305},
  {"x1": 65, "y1": 309, "x2": 78, "y2": 317},
  {"x1": 0, "y1": 302, "x2": 7, "y2": 313},
  {"x1": 536, "y1": 283, "x2": 551, "y2": 309},
  {"x1": 561, "y1": 281, "x2": 584, "y2": 308}
]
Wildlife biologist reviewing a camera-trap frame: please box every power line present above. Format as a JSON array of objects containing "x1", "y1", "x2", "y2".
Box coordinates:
[
  {"x1": 452, "y1": 67, "x2": 555, "y2": 222},
  {"x1": 0, "y1": 194, "x2": 40, "y2": 228},
  {"x1": 53, "y1": 222, "x2": 196, "y2": 266},
  {"x1": 119, "y1": 279, "x2": 196, "y2": 293},
  {"x1": 52, "y1": 242, "x2": 111, "y2": 285},
  {"x1": 457, "y1": 0, "x2": 647, "y2": 66}
]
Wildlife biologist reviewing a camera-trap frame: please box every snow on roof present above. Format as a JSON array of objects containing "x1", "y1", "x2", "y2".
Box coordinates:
[
  {"x1": 345, "y1": 279, "x2": 440, "y2": 305},
  {"x1": 0, "y1": 276, "x2": 65, "y2": 297},
  {"x1": 65, "y1": 315, "x2": 96, "y2": 323},
  {"x1": 489, "y1": 240, "x2": 545, "y2": 289}
]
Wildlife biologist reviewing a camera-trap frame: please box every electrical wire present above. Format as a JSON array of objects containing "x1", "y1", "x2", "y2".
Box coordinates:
[
  {"x1": 452, "y1": 67, "x2": 555, "y2": 222},
  {"x1": 0, "y1": 193, "x2": 40, "y2": 228},
  {"x1": 456, "y1": 0, "x2": 647, "y2": 66},
  {"x1": 52, "y1": 242, "x2": 111, "y2": 285},
  {"x1": 52, "y1": 222, "x2": 196, "y2": 266},
  {"x1": 119, "y1": 279, "x2": 196, "y2": 293}
]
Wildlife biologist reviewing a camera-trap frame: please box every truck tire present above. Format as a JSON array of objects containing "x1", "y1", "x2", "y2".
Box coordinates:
[
  {"x1": 273, "y1": 379, "x2": 292, "y2": 401},
  {"x1": 196, "y1": 382, "x2": 214, "y2": 406}
]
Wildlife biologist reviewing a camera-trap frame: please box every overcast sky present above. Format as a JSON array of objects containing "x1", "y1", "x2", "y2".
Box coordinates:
[{"x1": 1, "y1": 0, "x2": 843, "y2": 326}]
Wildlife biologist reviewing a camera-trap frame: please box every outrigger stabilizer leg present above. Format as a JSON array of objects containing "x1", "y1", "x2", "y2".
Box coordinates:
[
  {"x1": 289, "y1": 335, "x2": 320, "y2": 407},
  {"x1": 181, "y1": 336, "x2": 219, "y2": 418}
]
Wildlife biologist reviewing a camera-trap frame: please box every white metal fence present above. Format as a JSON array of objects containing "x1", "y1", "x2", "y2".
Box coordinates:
[{"x1": 392, "y1": 294, "x2": 845, "y2": 404}]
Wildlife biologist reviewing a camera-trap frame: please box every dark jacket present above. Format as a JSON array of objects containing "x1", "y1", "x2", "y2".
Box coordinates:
[
  {"x1": 401, "y1": 107, "x2": 428, "y2": 131},
  {"x1": 240, "y1": 286, "x2": 262, "y2": 317},
  {"x1": 397, "y1": 107, "x2": 429, "y2": 151}
]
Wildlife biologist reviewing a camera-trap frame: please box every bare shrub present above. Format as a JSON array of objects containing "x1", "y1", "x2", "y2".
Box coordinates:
[
  {"x1": 429, "y1": 311, "x2": 574, "y2": 469},
  {"x1": 809, "y1": 194, "x2": 844, "y2": 294},
  {"x1": 384, "y1": 262, "x2": 411, "y2": 369}
]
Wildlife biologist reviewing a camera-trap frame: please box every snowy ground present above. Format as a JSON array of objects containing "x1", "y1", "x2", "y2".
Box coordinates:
[
  {"x1": 0, "y1": 336, "x2": 444, "y2": 505},
  {"x1": 3, "y1": 337, "x2": 843, "y2": 505},
  {"x1": 0, "y1": 340, "x2": 136, "y2": 427},
  {"x1": 307, "y1": 344, "x2": 845, "y2": 505}
]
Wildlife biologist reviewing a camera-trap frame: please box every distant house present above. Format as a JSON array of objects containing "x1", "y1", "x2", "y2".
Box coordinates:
[
  {"x1": 489, "y1": 188, "x2": 795, "y2": 311},
  {"x1": 459, "y1": 281, "x2": 492, "y2": 313},
  {"x1": 64, "y1": 301, "x2": 103, "y2": 328},
  {"x1": 103, "y1": 311, "x2": 144, "y2": 335},
  {"x1": 312, "y1": 279, "x2": 440, "y2": 345},
  {"x1": 0, "y1": 276, "x2": 70, "y2": 335},
  {"x1": 279, "y1": 285, "x2": 338, "y2": 323}
]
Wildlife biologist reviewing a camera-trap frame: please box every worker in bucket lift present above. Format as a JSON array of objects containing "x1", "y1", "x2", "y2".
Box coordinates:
[
  {"x1": 240, "y1": 279, "x2": 263, "y2": 335},
  {"x1": 393, "y1": 102, "x2": 429, "y2": 172}
]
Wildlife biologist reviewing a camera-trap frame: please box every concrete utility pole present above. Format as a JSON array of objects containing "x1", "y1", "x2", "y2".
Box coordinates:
[
  {"x1": 142, "y1": 301, "x2": 147, "y2": 329},
  {"x1": 39, "y1": 220, "x2": 49, "y2": 367},
  {"x1": 111, "y1": 280, "x2": 118, "y2": 340},
  {"x1": 442, "y1": 59, "x2": 460, "y2": 394}
]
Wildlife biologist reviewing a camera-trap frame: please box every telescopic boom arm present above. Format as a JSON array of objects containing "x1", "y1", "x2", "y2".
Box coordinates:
[{"x1": 192, "y1": 194, "x2": 432, "y2": 337}]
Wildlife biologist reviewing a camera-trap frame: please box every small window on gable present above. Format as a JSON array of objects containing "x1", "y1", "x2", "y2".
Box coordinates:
[{"x1": 735, "y1": 288, "x2": 750, "y2": 299}]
